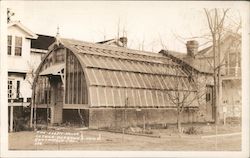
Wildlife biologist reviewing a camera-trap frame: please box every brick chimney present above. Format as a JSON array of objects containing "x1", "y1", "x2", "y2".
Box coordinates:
[
  {"x1": 186, "y1": 40, "x2": 199, "y2": 57},
  {"x1": 119, "y1": 37, "x2": 127, "y2": 47}
]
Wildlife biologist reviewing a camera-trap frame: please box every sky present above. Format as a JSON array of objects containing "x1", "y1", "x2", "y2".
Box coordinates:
[{"x1": 5, "y1": 1, "x2": 242, "y2": 53}]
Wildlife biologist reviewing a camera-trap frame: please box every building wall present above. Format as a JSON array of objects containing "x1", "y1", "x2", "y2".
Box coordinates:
[
  {"x1": 88, "y1": 108, "x2": 214, "y2": 129},
  {"x1": 7, "y1": 25, "x2": 48, "y2": 103},
  {"x1": 197, "y1": 35, "x2": 241, "y2": 120},
  {"x1": 189, "y1": 73, "x2": 215, "y2": 121},
  {"x1": 222, "y1": 79, "x2": 241, "y2": 117},
  {"x1": 7, "y1": 25, "x2": 33, "y2": 102},
  {"x1": 8, "y1": 25, "x2": 31, "y2": 73},
  {"x1": 30, "y1": 52, "x2": 46, "y2": 70}
]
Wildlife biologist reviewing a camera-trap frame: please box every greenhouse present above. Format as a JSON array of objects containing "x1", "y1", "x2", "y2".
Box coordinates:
[{"x1": 32, "y1": 38, "x2": 214, "y2": 128}]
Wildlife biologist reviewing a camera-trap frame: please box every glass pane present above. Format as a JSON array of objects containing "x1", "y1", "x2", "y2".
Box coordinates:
[
  {"x1": 146, "y1": 90, "x2": 154, "y2": 107},
  {"x1": 151, "y1": 90, "x2": 157, "y2": 107},
  {"x1": 139, "y1": 62, "x2": 148, "y2": 73},
  {"x1": 133, "y1": 61, "x2": 142, "y2": 72},
  {"x1": 165, "y1": 76, "x2": 173, "y2": 90},
  {"x1": 120, "y1": 88, "x2": 126, "y2": 107},
  {"x1": 8, "y1": 36, "x2": 12, "y2": 45},
  {"x1": 127, "y1": 89, "x2": 135, "y2": 107},
  {"x1": 113, "y1": 88, "x2": 121, "y2": 106},
  {"x1": 96, "y1": 56, "x2": 108, "y2": 68},
  {"x1": 156, "y1": 75, "x2": 164, "y2": 89},
  {"x1": 123, "y1": 60, "x2": 134, "y2": 72},
  {"x1": 139, "y1": 90, "x2": 147, "y2": 107},
  {"x1": 81, "y1": 70, "x2": 88, "y2": 104},
  {"x1": 147, "y1": 63, "x2": 155, "y2": 74},
  {"x1": 157, "y1": 91, "x2": 164, "y2": 107},
  {"x1": 161, "y1": 91, "x2": 166, "y2": 107},
  {"x1": 105, "y1": 58, "x2": 116, "y2": 69},
  {"x1": 118, "y1": 60, "x2": 128, "y2": 71},
  {"x1": 112, "y1": 59, "x2": 123, "y2": 70},
  {"x1": 102, "y1": 70, "x2": 112, "y2": 86},
  {"x1": 127, "y1": 72, "x2": 137, "y2": 87},
  {"x1": 137, "y1": 62, "x2": 147, "y2": 73},
  {"x1": 168, "y1": 67, "x2": 174, "y2": 75},
  {"x1": 88, "y1": 55, "x2": 100, "y2": 67},
  {"x1": 161, "y1": 75, "x2": 168, "y2": 90},
  {"x1": 98, "y1": 87, "x2": 106, "y2": 106},
  {"x1": 99, "y1": 69, "x2": 107, "y2": 86},
  {"x1": 15, "y1": 36, "x2": 22, "y2": 46},
  {"x1": 165, "y1": 91, "x2": 174, "y2": 106},
  {"x1": 152, "y1": 76, "x2": 161, "y2": 89},
  {"x1": 92, "y1": 69, "x2": 105, "y2": 86},
  {"x1": 148, "y1": 75, "x2": 157, "y2": 89},
  {"x1": 86, "y1": 69, "x2": 98, "y2": 85},
  {"x1": 123, "y1": 72, "x2": 132, "y2": 87},
  {"x1": 105, "y1": 71, "x2": 116, "y2": 86},
  {"x1": 142, "y1": 74, "x2": 152, "y2": 89},
  {"x1": 133, "y1": 89, "x2": 140, "y2": 107},
  {"x1": 8, "y1": 46, "x2": 11, "y2": 55},
  {"x1": 116, "y1": 71, "x2": 126, "y2": 87},
  {"x1": 181, "y1": 77, "x2": 188, "y2": 91},
  {"x1": 138, "y1": 74, "x2": 147, "y2": 88},
  {"x1": 106, "y1": 87, "x2": 114, "y2": 106},
  {"x1": 15, "y1": 48, "x2": 22, "y2": 56},
  {"x1": 79, "y1": 55, "x2": 93, "y2": 67},
  {"x1": 150, "y1": 64, "x2": 157, "y2": 74},
  {"x1": 131, "y1": 73, "x2": 140, "y2": 87},
  {"x1": 158, "y1": 65, "x2": 165, "y2": 75},
  {"x1": 94, "y1": 56, "x2": 104, "y2": 68},
  {"x1": 89, "y1": 87, "x2": 99, "y2": 107},
  {"x1": 135, "y1": 73, "x2": 144, "y2": 88}
]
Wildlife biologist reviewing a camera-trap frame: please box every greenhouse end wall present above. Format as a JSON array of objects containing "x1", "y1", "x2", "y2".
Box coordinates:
[{"x1": 88, "y1": 107, "x2": 214, "y2": 129}]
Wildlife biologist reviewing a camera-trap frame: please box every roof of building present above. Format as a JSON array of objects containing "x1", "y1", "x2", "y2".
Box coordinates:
[
  {"x1": 159, "y1": 50, "x2": 213, "y2": 74},
  {"x1": 159, "y1": 32, "x2": 241, "y2": 75},
  {"x1": 35, "y1": 38, "x2": 202, "y2": 108},
  {"x1": 31, "y1": 34, "x2": 56, "y2": 50},
  {"x1": 8, "y1": 21, "x2": 38, "y2": 39},
  {"x1": 59, "y1": 38, "x2": 196, "y2": 92}
]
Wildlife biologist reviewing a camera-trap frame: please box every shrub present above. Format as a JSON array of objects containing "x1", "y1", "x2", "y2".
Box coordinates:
[{"x1": 184, "y1": 126, "x2": 203, "y2": 135}]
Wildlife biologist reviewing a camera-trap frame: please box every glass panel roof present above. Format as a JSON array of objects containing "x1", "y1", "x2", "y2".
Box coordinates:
[{"x1": 59, "y1": 39, "x2": 200, "y2": 108}]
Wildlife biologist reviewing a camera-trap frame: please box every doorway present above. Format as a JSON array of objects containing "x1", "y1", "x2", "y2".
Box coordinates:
[
  {"x1": 49, "y1": 75, "x2": 64, "y2": 125},
  {"x1": 206, "y1": 85, "x2": 215, "y2": 121}
]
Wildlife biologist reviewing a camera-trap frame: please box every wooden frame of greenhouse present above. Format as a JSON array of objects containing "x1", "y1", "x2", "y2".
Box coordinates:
[{"x1": 31, "y1": 38, "x2": 215, "y2": 128}]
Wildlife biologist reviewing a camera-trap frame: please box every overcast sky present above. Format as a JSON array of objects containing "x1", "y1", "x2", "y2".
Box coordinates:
[{"x1": 5, "y1": 1, "x2": 243, "y2": 53}]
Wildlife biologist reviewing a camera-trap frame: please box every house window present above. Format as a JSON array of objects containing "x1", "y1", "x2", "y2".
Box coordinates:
[
  {"x1": 16, "y1": 80, "x2": 20, "y2": 99},
  {"x1": 15, "y1": 36, "x2": 22, "y2": 56},
  {"x1": 7, "y1": 35, "x2": 12, "y2": 55},
  {"x1": 206, "y1": 93, "x2": 211, "y2": 102},
  {"x1": 206, "y1": 85, "x2": 213, "y2": 104},
  {"x1": 8, "y1": 80, "x2": 13, "y2": 99}
]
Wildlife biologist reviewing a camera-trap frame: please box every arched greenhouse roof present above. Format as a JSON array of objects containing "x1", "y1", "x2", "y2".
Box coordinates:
[
  {"x1": 34, "y1": 38, "x2": 199, "y2": 108},
  {"x1": 59, "y1": 38, "x2": 193, "y2": 91}
]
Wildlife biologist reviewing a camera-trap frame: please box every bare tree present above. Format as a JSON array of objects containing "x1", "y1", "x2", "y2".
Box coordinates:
[
  {"x1": 26, "y1": 61, "x2": 37, "y2": 89},
  {"x1": 204, "y1": 8, "x2": 234, "y2": 124},
  {"x1": 165, "y1": 68, "x2": 206, "y2": 133},
  {"x1": 172, "y1": 9, "x2": 241, "y2": 125}
]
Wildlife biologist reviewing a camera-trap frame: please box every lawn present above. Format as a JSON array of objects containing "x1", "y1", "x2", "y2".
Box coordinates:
[{"x1": 9, "y1": 124, "x2": 241, "y2": 151}]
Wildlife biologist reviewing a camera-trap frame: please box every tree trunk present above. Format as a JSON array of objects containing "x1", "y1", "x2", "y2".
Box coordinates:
[
  {"x1": 177, "y1": 114, "x2": 182, "y2": 133},
  {"x1": 177, "y1": 105, "x2": 182, "y2": 133}
]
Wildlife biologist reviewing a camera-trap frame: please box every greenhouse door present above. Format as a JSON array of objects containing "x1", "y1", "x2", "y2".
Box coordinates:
[{"x1": 50, "y1": 76, "x2": 64, "y2": 125}]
